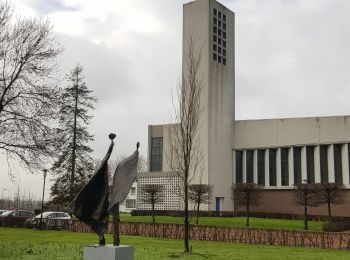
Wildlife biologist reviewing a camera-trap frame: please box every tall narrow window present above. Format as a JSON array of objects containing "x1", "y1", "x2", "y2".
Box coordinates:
[
  {"x1": 320, "y1": 145, "x2": 328, "y2": 183},
  {"x1": 257, "y1": 149, "x2": 265, "y2": 186},
  {"x1": 306, "y1": 146, "x2": 315, "y2": 184},
  {"x1": 348, "y1": 144, "x2": 350, "y2": 183},
  {"x1": 281, "y1": 148, "x2": 289, "y2": 186},
  {"x1": 246, "y1": 150, "x2": 254, "y2": 183},
  {"x1": 293, "y1": 147, "x2": 302, "y2": 185},
  {"x1": 334, "y1": 144, "x2": 343, "y2": 184},
  {"x1": 235, "y1": 151, "x2": 243, "y2": 183},
  {"x1": 150, "y1": 137, "x2": 163, "y2": 172},
  {"x1": 269, "y1": 148, "x2": 277, "y2": 186}
]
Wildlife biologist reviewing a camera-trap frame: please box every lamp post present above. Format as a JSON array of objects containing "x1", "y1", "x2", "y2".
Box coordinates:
[
  {"x1": 1, "y1": 189, "x2": 6, "y2": 209},
  {"x1": 39, "y1": 169, "x2": 48, "y2": 229}
]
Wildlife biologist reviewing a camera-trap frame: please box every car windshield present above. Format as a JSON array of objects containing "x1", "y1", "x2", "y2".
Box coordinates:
[
  {"x1": 0, "y1": 210, "x2": 14, "y2": 216},
  {"x1": 34, "y1": 212, "x2": 53, "y2": 218}
]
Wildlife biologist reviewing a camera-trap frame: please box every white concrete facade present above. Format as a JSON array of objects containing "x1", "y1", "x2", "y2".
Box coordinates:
[
  {"x1": 119, "y1": 181, "x2": 137, "y2": 213},
  {"x1": 233, "y1": 117, "x2": 350, "y2": 188},
  {"x1": 141, "y1": 0, "x2": 350, "y2": 213},
  {"x1": 137, "y1": 172, "x2": 182, "y2": 210}
]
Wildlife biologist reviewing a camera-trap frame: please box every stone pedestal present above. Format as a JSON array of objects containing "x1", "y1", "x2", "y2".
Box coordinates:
[{"x1": 84, "y1": 245, "x2": 133, "y2": 260}]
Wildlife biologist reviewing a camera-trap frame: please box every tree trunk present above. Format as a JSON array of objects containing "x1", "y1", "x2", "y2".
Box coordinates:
[
  {"x1": 152, "y1": 200, "x2": 155, "y2": 223},
  {"x1": 70, "y1": 78, "x2": 79, "y2": 201},
  {"x1": 246, "y1": 202, "x2": 250, "y2": 227},
  {"x1": 196, "y1": 200, "x2": 200, "y2": 225},
  {"x1": 184, "y1": 176, "x2": 190, "y2": 253},
  {"x1": 303, "y1": 200, "x2": 308, "y2": 231},
  {"x1": 327, "y1": 200, "x2": 332, "y2": 223}
]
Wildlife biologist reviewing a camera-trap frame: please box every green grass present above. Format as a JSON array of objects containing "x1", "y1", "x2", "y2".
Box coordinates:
[
  {"x1": 0, "y1": 227, "x2": 349, "y2": 260},
  {"x1": 120, "y1": 214, "x2": 324, "y2": 231}
]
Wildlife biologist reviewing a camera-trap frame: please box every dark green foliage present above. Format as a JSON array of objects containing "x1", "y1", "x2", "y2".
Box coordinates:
[{"x1": 50, "y1": 65, "x2": 96, "y2": 208}]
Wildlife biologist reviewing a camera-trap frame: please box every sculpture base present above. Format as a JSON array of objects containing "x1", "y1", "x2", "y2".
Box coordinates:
[{"x1": 84, "y1": 245, "x2": 134, "y2": 260}]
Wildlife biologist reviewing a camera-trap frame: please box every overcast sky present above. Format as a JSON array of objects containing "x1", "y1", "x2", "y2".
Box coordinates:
[{"x1": 1, "y1": 0, "x2": 350, "y2": 201}]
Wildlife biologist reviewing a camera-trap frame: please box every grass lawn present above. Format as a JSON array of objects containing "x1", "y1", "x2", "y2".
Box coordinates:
[
  {"x1": 1, "y1": 228, "x2": 348, "y2": 260},
  {"x1": 120, "y1": 214, "x2": 324, "y2": 231}
]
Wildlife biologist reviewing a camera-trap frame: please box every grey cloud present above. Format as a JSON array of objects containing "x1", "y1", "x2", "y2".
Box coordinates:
[
  {"x1": 27, "y1": 0, "x2": 80, "y2": 14},
  {"x1": 56, "y1": 31, "x2": 178, "y2": 159},
  {"x1": 224, "y1": 0, "x2": 350, "y2": 120},
  {"x1": 58, "y1": 34, "x2": 136, "y2": 103}
]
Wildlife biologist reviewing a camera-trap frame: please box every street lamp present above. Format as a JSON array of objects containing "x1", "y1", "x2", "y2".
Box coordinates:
[
  {"x1": 39, "y1": 169, "x2": 48, "y2": 229},
  {"x1": 1, "y1": 189, "x2": 7, "y2": 209}
]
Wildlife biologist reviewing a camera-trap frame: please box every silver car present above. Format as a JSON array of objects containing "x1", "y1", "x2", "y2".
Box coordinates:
[{"x1": 25, "y1": 211, "x2": 72, "y2": 229}]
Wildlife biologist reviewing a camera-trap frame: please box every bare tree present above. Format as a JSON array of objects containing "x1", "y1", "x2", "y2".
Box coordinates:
[
  {"x1": 137, "y1": 155, "x2": 147, "y2": 174},
  {"x1": 294, "y1": 183, "x2": 319, "y2": 230},
  {"x1": 189, "y1": 184, "x2": 213, "y2": 224},
  {"x1": 232, "y1": 183, "x2": 262, "y2": 227},
  {"x1": 167, "y1": 37, "x2": 203, "y2": 253},
  {"x1": 0, "y1": 1, "x2": 62, "y2": 174},
  {"x1": 139, "y1": 184, "x2": 164, "y2": 223},
  {"x1": 316, "y1": 183, "x2": 344, "y2": 223}
]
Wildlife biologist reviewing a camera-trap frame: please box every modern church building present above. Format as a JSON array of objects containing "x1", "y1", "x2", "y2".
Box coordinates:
[{"x1": 137, "y1": 0, "x2": 350, "y2": 217}]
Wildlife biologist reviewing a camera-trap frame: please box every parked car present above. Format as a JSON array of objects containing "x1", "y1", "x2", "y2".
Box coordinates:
[
  {"x1": 0, "y1": 210, "x2": 34, "y2": 227},
  {"x1": 0, "y1": 210, "x2": 7, "y2": 215},
  {"x1": 25, "y1": 211, "x2": 72, "y2": 229}
]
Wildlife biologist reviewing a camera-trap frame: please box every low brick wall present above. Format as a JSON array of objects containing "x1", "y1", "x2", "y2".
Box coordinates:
[{"x1": 67, "y1": 220, "x2": 350, "y2": 250}]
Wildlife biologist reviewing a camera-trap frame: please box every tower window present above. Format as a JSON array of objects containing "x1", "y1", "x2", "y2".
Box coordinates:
[
  {"x1": 223, "y1": 49, "x2": 226, "y2": 56},
  {"x1": 218, "y1": 20, "x2": 221, "y2": 27},
  {"x1": 218, "y1": 12, "x2": 222, "y2": 19},
  {"x1": 213, "y1": 35, "x2": 217, "y2": 43},
  {"x1": 218, "y1": 55, "x2": 222, "y2": 63},
  {"x1": 214, "y1": 8, "x2": 217, "y2": 16},
  {"x1": 218, "y1": 47, "x2": 221, "y2": 54},
  {"x1": 213, "y1": 26, "x2": 217, "y2": 34},
  {"x1": 213, "y1": 44, "x2": 217, "y2": 52},
  {"x1": 150, "y1": 137, "x2": 163, "y2": 172},
  {"x1": 218, "y1": 38, "x2": 221, "y2": 45},
  {"x1": 213, "y1": 17, "x2": 217, "y2": 25},
  {"x1": 223, "y1": 14, "x2": 226, "y2": 21},
  {"x1": 213, "y1": 53, "x2": 217, "y2": 61},
  {"x1": 223, "y1": 41, "x2": 226, "y2": 48},
  {"x1": 218, "y1": 29, "x2": 222, "y2": 36},
  {"x1": 223, "y1": 32, "x2": 226, "y2": 39},
  {"x1": 223, "y1": 23, "x2": 226, "y2": 30}
]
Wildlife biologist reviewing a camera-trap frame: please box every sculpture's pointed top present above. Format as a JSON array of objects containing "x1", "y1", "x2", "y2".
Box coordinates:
[{"x1": 136, "y1": 142, "x2": 140, "y2": 150}]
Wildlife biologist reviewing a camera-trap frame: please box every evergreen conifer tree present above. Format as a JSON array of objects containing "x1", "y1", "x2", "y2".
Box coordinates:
[{"x1": 50, "y1": 65, "x2": 96, "y2": 207}]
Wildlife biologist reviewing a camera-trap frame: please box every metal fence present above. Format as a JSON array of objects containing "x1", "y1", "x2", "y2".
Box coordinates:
[
  {"x1": 2, "y1": 218, "x2": 349, "y2": 250},
  {"x1": 67, "y1": 220, "x2": 350, "y2": 250}
]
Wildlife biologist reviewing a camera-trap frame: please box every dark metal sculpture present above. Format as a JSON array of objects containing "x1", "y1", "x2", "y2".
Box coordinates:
[
  {"x1": 109, "y1": 142, "x2": 139, "y2": 245},
  {"x1": 72, "y1": 133, "x2": 115, "y2": 245},
  {"x1": 71, "y1": 134, "x2": 139, "y2": 246}
]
